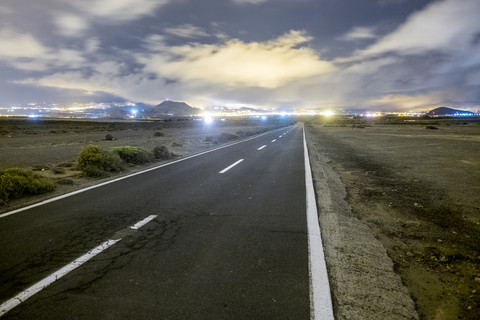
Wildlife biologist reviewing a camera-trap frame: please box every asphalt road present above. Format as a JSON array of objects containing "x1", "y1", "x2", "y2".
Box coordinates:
[{"x1": 0, "y1": 124, "x2": 326, "y2": 319}]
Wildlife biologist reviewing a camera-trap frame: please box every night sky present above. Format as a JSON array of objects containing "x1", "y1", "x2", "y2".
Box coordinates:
[{"x1": 1, "y1": 0, "x2": 479, "y2": 111}]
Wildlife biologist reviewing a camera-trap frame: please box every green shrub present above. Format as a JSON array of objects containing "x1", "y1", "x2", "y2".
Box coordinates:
[
  {"x1": 0, "y1": 168, "x2": 55, "y2": 204},
  {"x1": 105, "y1": 133, "x2": 114, "y2": 141},
  {"x1": 153, "y1": 131, "x2": 164, "y2": 137},
  {"x1": 112, "y1": 146, "x2": 153, "y2": 165},
  {"x1": 153, "y1": 146, "x2": 175, "y2": 160},
  {"x1": 77, "y1": 145, "x2": 124, "y2": 177}
]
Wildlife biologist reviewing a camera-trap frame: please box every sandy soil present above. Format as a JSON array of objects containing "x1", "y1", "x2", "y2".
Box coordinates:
[
  {"x1": 0, "y1": 117, "x2": 293, "y2": 212},
  {"x1": 306, "y1": 117, "x2": 480, "y2": 320}
]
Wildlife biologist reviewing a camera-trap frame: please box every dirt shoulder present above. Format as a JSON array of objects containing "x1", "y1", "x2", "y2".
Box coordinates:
[{"x1": 305, "y1": 118, "x2": 480, "y2": 320}]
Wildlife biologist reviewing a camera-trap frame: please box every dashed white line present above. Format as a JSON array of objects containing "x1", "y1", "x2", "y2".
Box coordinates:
[
  {"x1": 257, "y1": 145, "x2": 267, "y2": 150},
  {"x1": 219, "y1": 159, "x2": 244, "y2": 174},
  {"x1": 279, "y1": 135, "x2": 283, "y2": 138},
  {"x1": 0, "y1": 214, "x2": 159, "y2": 317},
  {"x1": 0, "y1": 239, "x2": 121, "y2": 317},
  {"x1": 271, "y1": 139, "x2": 276, "y2": 142},
  {"x1": 130, "y1": 215, "x2": 157, "y2": 230},
  {"x1": 303, "y1": 128, "x2": 334, "y2": 320}
]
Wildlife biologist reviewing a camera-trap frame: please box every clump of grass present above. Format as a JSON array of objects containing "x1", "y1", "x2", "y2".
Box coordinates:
[
  {"x1": 112, "y1": 146, "x2": 153, "y2": 165},
  {"x1": 426, "y1": 125, "x2": 439, "y2": 130},
  {"x1": 217, "y1": 133, "x2": 239, "y2": 143},
  {"x1": 205, "y1": 136, "x2": 216, "y2": 144},
  {"x1": 56, "y1": 178, "x2": 74, "y2": 185},
  {"x1": 153, "y1": 146, "x2": 175, "y2": 160},
  {"x1": 32, "y1": 164, "x2": 50, "y2": 171},
  {"x1": 105, "y1": 133, "x2": 114, "y2": 141},
  {"x1": 171, "y1": 141, "x2": 183, "y2": 147},
  {"x1": 57, "y1": 162, "x2": 74, "y2": 168},
  {"x1": 0, "y1": 168, "x2": 56, "y2": 204},
  {"x1": 77, "y1": 145, "x2": 124, "y2": 177},
  {"x1": 153, "y1": 131, "x2": 164, "y2": 137},
  {"x1": 52, "y1": 167, "x2": 66, "y2": 174}
]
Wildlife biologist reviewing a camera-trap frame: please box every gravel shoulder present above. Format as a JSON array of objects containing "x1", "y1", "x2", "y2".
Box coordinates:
[{"x1": 305, "y1": 118, "x2": 480, "y2": 320}]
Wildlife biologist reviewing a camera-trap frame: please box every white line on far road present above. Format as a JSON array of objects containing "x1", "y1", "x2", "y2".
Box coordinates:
[
  {"x1": 257, "y1": 145, "x2": 267, "y2": 150},
  {"x1": 219, "y1": 159, "x2": 244, "y2": 174},
  {"x1": 130, "y1": 215, "x2": 157, "y2": 230},
  {"x1": 303, "y1": 127, "x2": 334, "y2": 320},
  {"x1": 0, "y1": 239, "x2": 121, "y2": 317},
  {"x1": 271, "y1": 139, "x2": 276, "y2": 142}
]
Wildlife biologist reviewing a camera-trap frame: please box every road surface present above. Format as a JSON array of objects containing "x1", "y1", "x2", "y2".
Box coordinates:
[{"x1": 0, "y1": 124, "x2": 332, "y2": 319}]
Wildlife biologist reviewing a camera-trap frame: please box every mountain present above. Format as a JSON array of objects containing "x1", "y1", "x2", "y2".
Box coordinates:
[
  {"x1": 427, "y1": 107, "x2": 474, "y2": 116},
  {"x1": 149, "y1": 100, "x2": 200, "y2": 117}
]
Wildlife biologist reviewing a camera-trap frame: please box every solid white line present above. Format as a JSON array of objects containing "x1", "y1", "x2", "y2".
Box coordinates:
[
  {"x1": 0, "y1": 239, "x2": 121, "y2": 317},
  {"x1": 271, "y1": 139, "x2": 276, "y2": 142},
  {"x1": 130, "y1": 215, "x2": 157, "y2": 230},
  {"x1": 257, "y1": 145, "x2": 267, "y2": 150},
  {"x1": 0, "y1": 129, "x2": 277, "y2": 219},
  {"x1": 219, "y1": 159, "x2": 244, "y2": 174},
  {"x1": 303, "y1": 127, "x2": 334, "y2": 320}
]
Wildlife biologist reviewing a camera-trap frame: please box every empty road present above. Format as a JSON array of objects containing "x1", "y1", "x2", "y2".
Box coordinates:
[{"x1": 0, "y1": 124, "x2": 332, "y2": 319}]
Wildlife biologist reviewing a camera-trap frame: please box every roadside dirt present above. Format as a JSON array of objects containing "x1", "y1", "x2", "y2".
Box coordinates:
[
  {"x1": 306, "y1": 117, "x2": 480, "y2": 320},
  {"x1": 0, "y1": 117, "x2": 292, "y2": 213}
]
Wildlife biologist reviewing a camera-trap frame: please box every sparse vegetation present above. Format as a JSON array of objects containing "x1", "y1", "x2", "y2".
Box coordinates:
[
  {"x1": 0, "y1": 168, "x2": 55, "y2": 204},
  {"x1": 105, "y1": 133, "x2": 114, "y2": 140},
  {"x1": 52, "y1": 167, "x2": 66, "y2": 174},
  {"x1": 77, "y1": 145, "x2": 124, "y2": 177},
  {"x1": 426, "y1": 125, "x2": 439, "y2": 130},
  {"x1": 153, "y1": 131, "x2": 164, "y2": 137},
  {"x1": 153, "y1": 146, "x2": 175, "y2": 160},
  {"x1": 112, "y1": 146, "x2": 153, "y2": 165}
]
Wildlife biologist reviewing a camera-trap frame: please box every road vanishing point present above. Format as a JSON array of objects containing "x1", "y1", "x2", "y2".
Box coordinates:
[{"x1": 0, "y1": 124, "x2": 334, "y2": 319}]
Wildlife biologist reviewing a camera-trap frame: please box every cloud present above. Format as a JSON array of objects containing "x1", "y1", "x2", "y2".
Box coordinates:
[
  {"x1": 69, "y1": 0, "x2": 170, "y2": 21},
  {"x1": 54, "y1": 14, "x2": 89, "y2": 37},
  {"x1": 368, "y1": 91, "x2": 453, "y2": 110},
  {"x1": 233, "y1": 0, "x2": 268, "y2": 4},
  {"x1": 329, "y1": 0, "x2": 480, "y2": 110},
  {"x1": 341, "y1": 27, "x2": 377, "y2": 41},
  {"x1": 137, "y1": 30, "x2": 334, "y2": 89},
  {"x1": 359, "y1": 0, "x2": 480, "y2": 56},
  {"x1": 164, "y1": 24, "x2": 209, "y2": 39},
  {"x1": 0, "y1": 28, "x2": 86, "y2": 71},
  {"x1": 0, "y1": 29, "x2": 49, "y2": 59}
]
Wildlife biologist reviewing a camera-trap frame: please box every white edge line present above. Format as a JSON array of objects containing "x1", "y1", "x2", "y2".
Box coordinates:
[
  {"x1": 130, "y1": 215, "x2": 157, "y2": 230},
  {"x1": 0, "y1": 238, "x2": 121, "y2": 317},
  {"x1": 219, "y1": 159, "x2": 244, "y2": 174},
  {"x1": 303, "y1": 126, "x2": 334, "y2": 320},
  {"x1": 0, "y1": 129, "x2": 276, "y2": 219},
  {"x1": 271, "y1": 139, "x2": 276, "y2": 142},
  {"x1": 257, "y1": 145, "x2": 267, "y2": 150}
]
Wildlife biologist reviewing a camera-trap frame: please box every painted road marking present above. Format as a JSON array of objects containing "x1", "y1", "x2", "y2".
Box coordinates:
[
  {"x1": 0, "y1": 213, "x2": 159, "y2": 317},
  {"x1": 279, "y1": 135, "x2": 283, "y2": 138},
  {"x1": 0, "y1": 128, "x2": 278, "y2": 219},
  {"x1": 0, "y1": 239, "x2": 121, "y2": 317},
  {"x1": 303, "y1": 127, "x2": 334, "y2": 320},
  {"x1": 219, "y1": 159, "x2": 244, "y2": 174},
  {"x1": 130, "y1": 215, "x2": 157, "y2": 230},
  {"x1": 257, "y1": 145, "x2": 267, "y2": 150},
  {"x1": 271, "y1": 139, "x2": 276, "y2": 142}
]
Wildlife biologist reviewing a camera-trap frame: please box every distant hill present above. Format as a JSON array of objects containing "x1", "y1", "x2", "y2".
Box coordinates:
[
  {"x1": 427, "y1": 107, "x2": 474, "y2": 116},
  {"x1": 149, "y1": 100, "x2": 200, "y2": 117}
]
